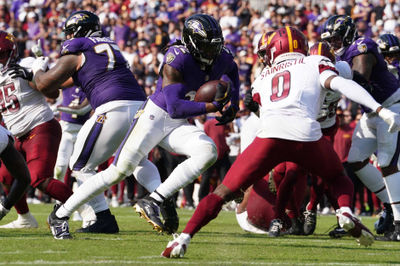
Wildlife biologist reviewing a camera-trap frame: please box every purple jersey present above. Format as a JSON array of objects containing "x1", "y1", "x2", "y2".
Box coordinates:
[
  {"x1": 393, "y1": 60, "x2": 400, "y2": 82},
  {"x1": 337, "y1": 37, "x2": 399, "y2": 104},
  {"x1": 60, "y1": 86, "x2": 90, "y2": 125},
  {"x1": 149, "y1": 44, "x2": 239, "y2": 118},
  {"x1": 60, "y1": 37, "x2": 146, "y2": 109}
]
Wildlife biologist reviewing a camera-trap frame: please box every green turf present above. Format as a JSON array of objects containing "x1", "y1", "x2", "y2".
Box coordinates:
[{"x1": 0, "y1": 204, "x2": 399, "y2": 265}]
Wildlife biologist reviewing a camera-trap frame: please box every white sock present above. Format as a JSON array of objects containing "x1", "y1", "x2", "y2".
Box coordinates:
[
  {"x1": 134, "y1": 159, "x2": 161, "y2": 192},
  {"x1": 56, "y1": 165, "x2": 124, "y2": 218},
  {"x1": 383, "y1": 172, "x2": 400, "y2": 221},
  {"x1": 355, "y1": 164, "x2": 389, "y2": 203},
  {"x1": 75, "y1": 170, "x2": 110, "y2": 213},
  {"x1": 339, "y1": 206, "x2": 353, "y2": 215},
  {"x1": 150, "y1": 159, "x2": 200, "y2": 201}
]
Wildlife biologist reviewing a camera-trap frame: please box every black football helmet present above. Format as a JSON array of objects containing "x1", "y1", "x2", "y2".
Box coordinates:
[
  {"x1": 377, "y1": 33, "x2": 400, "y2": 56},
  {"x1": 182, "y1": 14, "x2": 224, "y2": 66},
  {"x1": 63, "y1": 11, "x2": 102, "y2": 38},
  {"x1": 321, "y1": 15, "x2": 357, "y2": 53}
]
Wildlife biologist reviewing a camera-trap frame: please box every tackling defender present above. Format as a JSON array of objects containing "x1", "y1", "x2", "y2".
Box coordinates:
[{"x1": 162, "y1": 26, "x2": 400, "y2": 258}]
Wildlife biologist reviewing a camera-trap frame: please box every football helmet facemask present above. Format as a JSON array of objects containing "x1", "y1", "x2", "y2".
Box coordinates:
[{"x1": 321, "y1": 15, "x2": 357, "y2": 54}]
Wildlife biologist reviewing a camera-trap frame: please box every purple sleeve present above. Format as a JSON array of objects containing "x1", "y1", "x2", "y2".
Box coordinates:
[
  {"x1": 60, "y1": 38, "x2": 88, "y2": 56},
  {"x1": 163, "y1": 83, "x2": 207, "y2": 118},
  {"x1": 226, "y1": 61, "x2": 240, "y2": 106}
]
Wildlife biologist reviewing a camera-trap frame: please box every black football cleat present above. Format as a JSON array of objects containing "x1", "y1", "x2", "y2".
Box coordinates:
[
  {"x1": 375, "y1": 203, "x2": 394, "y2": 235},
  {"x1": 329, "y1": 226, "x2": 348, "y2": 238},
  {"x1": 76, "y1": 214, "x2": 119, "y2": 234},
  {"x1": 268, "y1": 219, "x2": 283, "y2": 237},
  {"x1": 160, "y1": 198, "x2": 179, "y2": 234},
  {"x1": 303, "y1": 210, "x2": 317, "y2": 235},
  {"x1": 134, "y1": 197, "x2": 165, "y2": 233},
  {"x1": 47, "y1": 204, "x2": 72, "y2": 240},
  {"x1": 286, "y1": 217, "x2": 304, "y2": 235}
]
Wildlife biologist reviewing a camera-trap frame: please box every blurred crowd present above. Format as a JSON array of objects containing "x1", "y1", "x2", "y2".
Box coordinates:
[{"x1": 0, "y1": 0, "x2": 399, "y2": 213}]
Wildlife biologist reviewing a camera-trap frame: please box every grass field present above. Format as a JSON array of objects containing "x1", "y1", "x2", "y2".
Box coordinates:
[{"x1": 1, "y1": 203, "x2": 400, "y2": 265}]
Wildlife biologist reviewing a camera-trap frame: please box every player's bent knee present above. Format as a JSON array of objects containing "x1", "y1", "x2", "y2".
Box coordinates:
[
  {"x1": 102, "y1": 164, "x2": 128, "y2": 186},
  {"x1": 348, "y1": 159, "x2": 369, "y2": 172},
  {"x1": 194, "y1": 142, "x2": 218, "y2": 171}
]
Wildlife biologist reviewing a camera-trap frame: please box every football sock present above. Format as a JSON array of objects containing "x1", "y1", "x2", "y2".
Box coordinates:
[
  {"x1": 355, "y1": 164, "x2": 389, "y2": 203},
  {"x1": 96, "y1": 208, "x2": 112, "y2": 218},
  {"x1": 13, "y1": 193, "x2": 29, "y2": 214},
  {"x1": 134, "y1": 159, "x2": 161, "y2": 193},
  {"x1": 151, "y1": 158, "x2": 204, "y2": 201},
  {"x1": 383, "y1": 172, "x2": 400, "y2": 221},
  {"x1": 183, "y1": 193, "x2": 224, "y2": 237},
  {"x1": 44, "y1": 178, "x2": 73, "y2": 203},
  {"x1": 330, "y1": 174, "x2": 354, "y2": 208},
  {"x1": 57, "y1": 166, "x2": 122, "y2": 218}
]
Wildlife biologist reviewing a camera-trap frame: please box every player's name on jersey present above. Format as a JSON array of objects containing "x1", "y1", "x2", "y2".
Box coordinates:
[{"x1": 265, "y1": 57, "x2": 304, "y2": 75}]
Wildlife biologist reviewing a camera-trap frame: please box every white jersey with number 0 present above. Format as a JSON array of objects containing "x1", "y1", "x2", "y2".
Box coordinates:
[
  {"x1": 0, "y1": 57, "x2": 54, "y2": 137},
  {"x1": 252, "y1": 54, "x2": 338, "y2": 142}
]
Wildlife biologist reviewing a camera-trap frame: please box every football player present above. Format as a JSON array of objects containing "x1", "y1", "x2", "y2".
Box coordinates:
[
  {"x1": 16, "y1": 11, "x2": 162, "y2": 239},
  {"x1": 40, "y1": 13, "x2": 239, "y2": 237},
  {"x1": 0, "y1": 125, "x2": 31, "y2": 222},
  {"x1": 162, "y1": 26, "x2": 400, "y2": 258},
  {"x1": 0, "y1": 31, "x2": 75, "y2": 229},
  {"x1": 377, "y1": 33, "x2": 400, "y2": 80},
  {"x1": 322, "y1": 15, "x2": 400, "y2": 240}
]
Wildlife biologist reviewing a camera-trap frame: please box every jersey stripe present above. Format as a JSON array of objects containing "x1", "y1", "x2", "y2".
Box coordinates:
[{"x1": 286, "y1": 26, "x2": 293, "y2": 52}]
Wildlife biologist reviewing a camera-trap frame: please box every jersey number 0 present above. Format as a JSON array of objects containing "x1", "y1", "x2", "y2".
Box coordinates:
[{"x1": 270, "y1": 70, "x2": 291, "y2": 102}]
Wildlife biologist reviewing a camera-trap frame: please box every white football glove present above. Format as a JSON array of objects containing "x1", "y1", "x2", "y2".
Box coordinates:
[
  {"x1": 31, "y1": 56, "x2": 49, "y2": 75},
  {"x1": 378, "y1": 107, "x2": 400, "y2": 133},
  {"x1": 31, "y1": 39, "x2": 43, "y2": 57},
  {"x1": 0, "y1": 201, "x2": 10, "y2": 221}
]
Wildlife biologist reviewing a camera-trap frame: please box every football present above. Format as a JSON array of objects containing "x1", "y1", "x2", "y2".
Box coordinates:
[{"x1": 194, "y1": 80, "x2": 229, "y2": 102}]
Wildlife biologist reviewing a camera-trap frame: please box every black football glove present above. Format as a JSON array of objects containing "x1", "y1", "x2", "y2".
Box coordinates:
[
  {"x1": 8, "y1": 64, "x2": 33, "y2": 81},
  {"x1": 212, "y1": 82, "x2": 231, "y2": 111},
  {"x1": 243, "y1": 89, "x2": 259, "y2": 113},
  {"x1": 216, "y1": 104, "x2": 239, "y2": 126}
]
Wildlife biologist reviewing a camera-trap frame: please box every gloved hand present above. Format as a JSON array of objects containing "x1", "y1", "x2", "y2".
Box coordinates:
[
  {"x1": 243, "y1": 89, "x2": 258, "y2": 112},
  {"x1": 0, "y1": 200, "x2": 10, "y2": 221},
  {"x1": 8, "y1": 64, "x2": 33, "y2": 81},
  {"x1": 216, "y1": 104, "x2": 239, "y2": 126},
  {"x1": 32, "y1": 56, "x2": 49, "y2": 75},
  {"x1": 378, "y1": 107, "x2": 400, "y2": 133},
  {"x1": 31, "y1": 39, "x2": 43, "y2": 57},
  {"x1": 212, "y1": 82, "x2": 231, "y2": 111}
]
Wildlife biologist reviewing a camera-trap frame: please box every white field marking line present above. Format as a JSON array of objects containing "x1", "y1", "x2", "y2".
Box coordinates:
[
  {"x1": 0, "y1": 250, "x2": 67, "y2": 254},
  {"x1": 0, "y1": 261, "x2": 390, "y2": 266}
]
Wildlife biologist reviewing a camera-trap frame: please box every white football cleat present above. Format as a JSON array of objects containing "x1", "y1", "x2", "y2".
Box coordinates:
[
  {"x1": 336, "y1": 209, "x2": 374, "y2": 247},
  {"x1": 0, "y1": 212, "x2": 38, "y2": 228},
  {"x1": 161, "y1": 233, "x2": 191, "y2": 258}
]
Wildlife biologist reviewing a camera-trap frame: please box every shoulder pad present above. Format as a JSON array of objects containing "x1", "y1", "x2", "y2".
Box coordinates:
[
  {"x1": 352, "y1": 37, "x2": 377, "y2": 54},
  {"x1": 222, "y1": 46, "x2": 234, "y2": 57},
  {"x1": 164, "y1": 45, "x2": 190, "y2": 66},
  {"x1": 60, "y1": 38, "x2": 88, "y2": 56}
]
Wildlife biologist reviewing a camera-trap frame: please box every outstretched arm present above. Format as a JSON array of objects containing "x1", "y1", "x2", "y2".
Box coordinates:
[{"x1": 34, "y1": 54, "x2": 80, "y2": 98}]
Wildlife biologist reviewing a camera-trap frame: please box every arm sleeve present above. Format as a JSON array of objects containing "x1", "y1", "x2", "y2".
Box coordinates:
[
  {"x1": 226, "y1": 62, "x2": 240, "y2": 106},
  {"x1": 329, "y1": 75, "x2": 381, "y2": 112},
  {"x1": 57, "y1": 104, "x2": 92, "y2": 115},
  {"x1": 163, "y1": 83, "x2": 207, "y2": 118}
]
